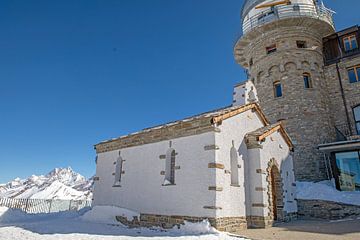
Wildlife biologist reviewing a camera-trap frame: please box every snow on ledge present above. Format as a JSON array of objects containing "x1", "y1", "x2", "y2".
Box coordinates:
[{"x1": 296, "y1": 180, "x2": 360, "y2": 206}]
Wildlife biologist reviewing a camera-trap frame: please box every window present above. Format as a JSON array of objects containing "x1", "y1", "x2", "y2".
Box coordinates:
[
  {"x1": 347, "y1": 66, "x2": 360, "y2": 83},
  {"x1": 335, "y1": 151, "x2": 360, "y2": 191},
  {"x1": 249, "y1": 58, "x2": 253, "y2": 67},
  {"x1": 303, "y1": 73, "x2": 312, "y2": 88},
  {"x1": 164, "y1": 149, "x2": 176, "y2": 185},
  {"x1": 354, "y1": 106, "x2": 360, "y2": 135},
  {"x1": 266, "y1": 44, "x2": 277, "y2": 54},
  {"x1": 273, "y1": 81, "x2": 282, "y2": 98},
  {"x1": 230, "y1": 146, "x2": 239, "y2": 186},
  {"x1": 297, "y1": 41, "x2": 307, "y2": 49},
  {"x1": 343, "y1": 35, "x2": 358, "y2": 52},
  {"x1": 114, "y1": 152, "x2": 124, "y2": 186}
]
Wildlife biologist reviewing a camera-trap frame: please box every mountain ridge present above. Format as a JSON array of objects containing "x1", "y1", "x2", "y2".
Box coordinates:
[{"x1": 0, "y1": 167, "x2": 93, "y2": 200}]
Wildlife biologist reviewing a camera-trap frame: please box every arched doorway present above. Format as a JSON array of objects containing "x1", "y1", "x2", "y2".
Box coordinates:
[{"x1": 267, "y1": 159, "x2": 284, "y2": 221}]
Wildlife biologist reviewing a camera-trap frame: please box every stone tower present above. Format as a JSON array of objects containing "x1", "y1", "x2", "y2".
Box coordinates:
[{"x1": 234, "y1": 0, "x2": 336, "y2": 181}]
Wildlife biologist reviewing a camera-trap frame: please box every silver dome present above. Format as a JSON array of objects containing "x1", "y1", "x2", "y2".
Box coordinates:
[{"x1": 241, "y1": 0, "x2": 267, "y2": 20}]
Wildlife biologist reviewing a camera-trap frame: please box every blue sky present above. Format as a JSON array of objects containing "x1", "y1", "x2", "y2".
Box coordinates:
[{"x1": 0, "y1": 0, "x2": 359, "y2": 183}]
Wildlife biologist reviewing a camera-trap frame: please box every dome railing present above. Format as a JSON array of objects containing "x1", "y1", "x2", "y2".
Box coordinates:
[{"x1": 242, "y1": 3, "x2": 334, "y2": 34}]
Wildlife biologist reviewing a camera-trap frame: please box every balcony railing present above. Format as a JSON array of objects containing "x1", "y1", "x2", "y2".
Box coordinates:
[
  {"x1": 242, "y1": 3, "x2": 334, "y2": 34},
  {"x1": 335, "y1": 124, "x2": 360, "y2": 142}
]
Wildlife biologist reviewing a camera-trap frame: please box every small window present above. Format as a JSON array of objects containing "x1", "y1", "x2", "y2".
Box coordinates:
[
  {"x1": 266, "y1": 44, "x2": 277, "y2": 54},
  {"x1": 293, "y1": 4, "x2": 300, "y2": 11},
  {"x1": 164, "y1": 149, "x2": 176, "y2": 185},
  {"x1": 114, "y1": 152, "x2": 124, "y2": 186},
  {"x1": 347, "y1": 66, "x2": 360, "y2": 83},
  {"x1": 230, "y1": 146, "x2": 239, "y2": 186},
  {"x1": 303, "y1": 73, "x2": 312, "y2": 88},
  {"x1": 343, "y1": 35, "x2": 358, "y2": 52},
  {"x1": 354, "y1": 106, "x2": 360, "y2": 135},
  {"x1": 297, "y1": 41, "x2": 307, "y2": 49},
  {"x1": 274, "y1": 81, "x2": 282, "y2": 98},
  {"x1": 249, "y1": 58, "x2": 253, "y2": 67}
]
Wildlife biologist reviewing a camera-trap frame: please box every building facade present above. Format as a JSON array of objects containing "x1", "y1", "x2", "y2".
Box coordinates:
[
  {"x1": 93, "y1": 104, "x2": 297, "y2": 232},
  {"x1": 234, "y1": 0, "x2": 360, "y2": 189}
]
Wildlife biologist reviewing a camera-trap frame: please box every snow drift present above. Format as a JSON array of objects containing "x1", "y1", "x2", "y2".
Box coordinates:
[{"x1": 296, "y1": 180, "x2": 360, "y2": 206}]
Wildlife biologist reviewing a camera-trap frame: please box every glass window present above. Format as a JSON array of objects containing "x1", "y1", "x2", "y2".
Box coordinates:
[
  {"x1": 297, "y1": 41, "x2": 307, "y2": 49},
  {"x1": 114, "y1": 152, "x2": 124, "y2": 186},
  {"x1": 266, "y1": 44, "x2": 277, "y2": 54},
  {"x1": 348, "y1": 67, "x2": 359, "y2": 83},
  {"x1": 335, "y1": 151, "x2": 360, "y2": 191},
  {"x1": 274, "y1": 82, "x2": 282, "y2": 98},
  {"x1": 303, "y1": 73, "x2": 312, "y2": 88},
  {"x1": 164, "y1": 149, "x2": 176, "y2": 185},
  {"x1": 354, "y1": 106, "x2": 360, "y2": 135},
  {"x1": 343, "y1": 35, "x2": 358, "y2": 52}
]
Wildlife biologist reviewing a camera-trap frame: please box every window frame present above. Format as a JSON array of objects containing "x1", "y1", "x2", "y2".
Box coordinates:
[
  {"x1": 273, "y1": 81, "x2": 283, "y2": 98},
  {"x1": 333, "y1": 150, "x2": 360, "y2": 192},
  {"x1": 266, "y1": 44, "x2": 277, "y2": 55},
  {"x1": 343, "y1": 35, "x2": 358, "y2": 52},
  {"x1": 303, "y1": 73, "x2": 313, "y2": 89},
  {"x1": 353, "y1": 105, "x2": 360, "y2": 135},
  {"x1": 164, "y1": 148, "x2": 176, "y2": 186},
  {"x1": 347, "y1": 65, "x2": 360, "y2": 83},
  {"x1": 296, "y1": 40, "x2": 307, "y2": 49},
  {"x1": 113, "y1": 153, "x2": 124, "y2": 187}
]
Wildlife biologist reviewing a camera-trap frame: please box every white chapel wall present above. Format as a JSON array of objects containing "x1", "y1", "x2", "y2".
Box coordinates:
[{"x1": 93, "y1": 131, "x2": 217, "y2": 218}]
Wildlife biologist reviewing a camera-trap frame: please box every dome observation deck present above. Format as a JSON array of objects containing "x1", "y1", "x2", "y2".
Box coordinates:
[{"x1": 241, "y1": 0, "x2": 334, "y2": 34}]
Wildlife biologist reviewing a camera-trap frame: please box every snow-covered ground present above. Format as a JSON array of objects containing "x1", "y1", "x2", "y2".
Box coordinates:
[
  {"x1": 296, "y1": 180, "x2": 360, "y2": 206},
  {"x1": 0, "y1": 206, "x2": 247, "y2": 240},
  {"x1": 0, "y1": 167, "x2": 93, "y2": 200}
]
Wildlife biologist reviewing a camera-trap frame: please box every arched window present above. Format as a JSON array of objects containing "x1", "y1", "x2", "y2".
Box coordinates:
[
  {"x1": 164, "y1": 149, "x2": 176, "y2": 185},
  {"x1": 273, "y1": 81, "x2": 282, "y2": 98},
  {"x1": 114, "y1": 152, "x2": 123, "y2": 186},
  {"x1": 303, "y1": 73, "x2": 313, "y2": 89},
  {"x1": 230, "y1": 146, "x2": 239, "y2": 186},
  {"x1": 354, "y1": 105, "x2": 360, "y2": 135}
]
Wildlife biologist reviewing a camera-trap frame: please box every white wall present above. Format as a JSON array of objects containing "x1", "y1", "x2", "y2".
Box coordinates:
[
  {"x1": 233, "y1": 81, "x2": 258, "y2": 107},
  {"x1": 93, "y1": 132, "x2": 217, "y2": 218},
  {"x1": 214, "y1": 109, "x2": 265, "y2": 218},
  {"x1": 259, "y1": 131, "x2": 298, "y2": 215}
]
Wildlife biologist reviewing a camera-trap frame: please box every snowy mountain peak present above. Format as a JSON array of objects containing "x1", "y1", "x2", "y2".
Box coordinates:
[{"x1": 0, "y1": 167, "x2": 93, "y2": 200}]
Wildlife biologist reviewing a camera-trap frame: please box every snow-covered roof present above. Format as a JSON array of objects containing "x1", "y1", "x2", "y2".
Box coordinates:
[{"x1": 95, "y1": 103, "x2": 269, "y2": 153}]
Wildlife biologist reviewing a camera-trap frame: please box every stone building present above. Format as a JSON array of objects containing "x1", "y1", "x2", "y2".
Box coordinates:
[
  {"x1": 93, "y1": 101, "x2": 297, "y2": 232},
  {"x1": 234, "y1": 0, "x2": 360, "y2": 189}
]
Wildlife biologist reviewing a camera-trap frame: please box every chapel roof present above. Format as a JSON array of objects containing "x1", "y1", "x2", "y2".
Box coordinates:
[
  {"x1": 94, "y1": 103, "x2": 269, "y2": 153},
  {"x1": 245, "y1": 122, "x2": 294, "y2": 150}
]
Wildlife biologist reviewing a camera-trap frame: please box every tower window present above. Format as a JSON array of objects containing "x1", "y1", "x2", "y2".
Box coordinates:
[
  {"x1": 266, "y1": 44, "x2": 277, "y2": 55},
  {"x1": 273, "y1": 81, "x2": 283, "y2": 98},
  {"x1": 297, "y1": 41, "x2": 307, "y2": 49},
  {"x1": 347, "y1": 66, "x2": 360, "y2": 83},
  {"x1": 164, "y1": 149, "x2": 176, "y2": 185},
  {"x1": 354, "y1": 105, "x2": 360, "y2": 135},
  {"x1": 303, "y1": 73, "x2": 313, "y2": 88},
  {"x1": 343, "y1": 35, "x2": 358, "y2": 52}
]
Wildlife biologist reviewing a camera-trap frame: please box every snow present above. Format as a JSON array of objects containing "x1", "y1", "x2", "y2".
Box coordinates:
[
  {"x1": 296, "y1": 180, "x2": 360, "y2": 206},
  {"x1": 0, "y1": 207, "x2": 247, "y2": 240},
  {"x1": 81, "y1": 206, "x2": 140, "y2": 224},
  {"x1": 0, "y1": 167, "x2": 93, "y2": 200}
]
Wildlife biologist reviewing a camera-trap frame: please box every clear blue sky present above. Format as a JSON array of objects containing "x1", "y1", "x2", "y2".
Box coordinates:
[{"x1": 0, "y1": 0, "x2": 358, "y2": 182}]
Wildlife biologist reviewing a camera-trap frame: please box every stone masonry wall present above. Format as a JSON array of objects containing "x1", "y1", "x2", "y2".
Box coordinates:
[
  {"x1": 238, "y1": 24, "x2": 336, "y2": 181},
  {"x1": 297, "y1": 199, "x2": 360, "y2": 220},
  {"x1": 324, "y1": 55, "x2": 360, "y2": 137},
  {"x1": 116, "y1": 214, "x2": 248, "y2": 233}
]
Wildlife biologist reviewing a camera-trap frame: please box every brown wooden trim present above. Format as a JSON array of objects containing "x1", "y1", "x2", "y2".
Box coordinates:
[
  {"x1": 208, "y1": 163, "x2": 225, "y2": 169},
  {"x1": 208, "y1": 186, "x2": 223, "y2": 191},
  {"x1": 211, "y1": 103, "x2": 269, "y2": 126}
]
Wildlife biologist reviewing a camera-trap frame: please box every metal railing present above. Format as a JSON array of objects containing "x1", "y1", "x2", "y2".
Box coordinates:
[
  {"x1": 242, "y1": 3, "x2": 334, "y2": 34},
  {"x1": 0, "y1": 198, "x2": 91, "y2": 214}
]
